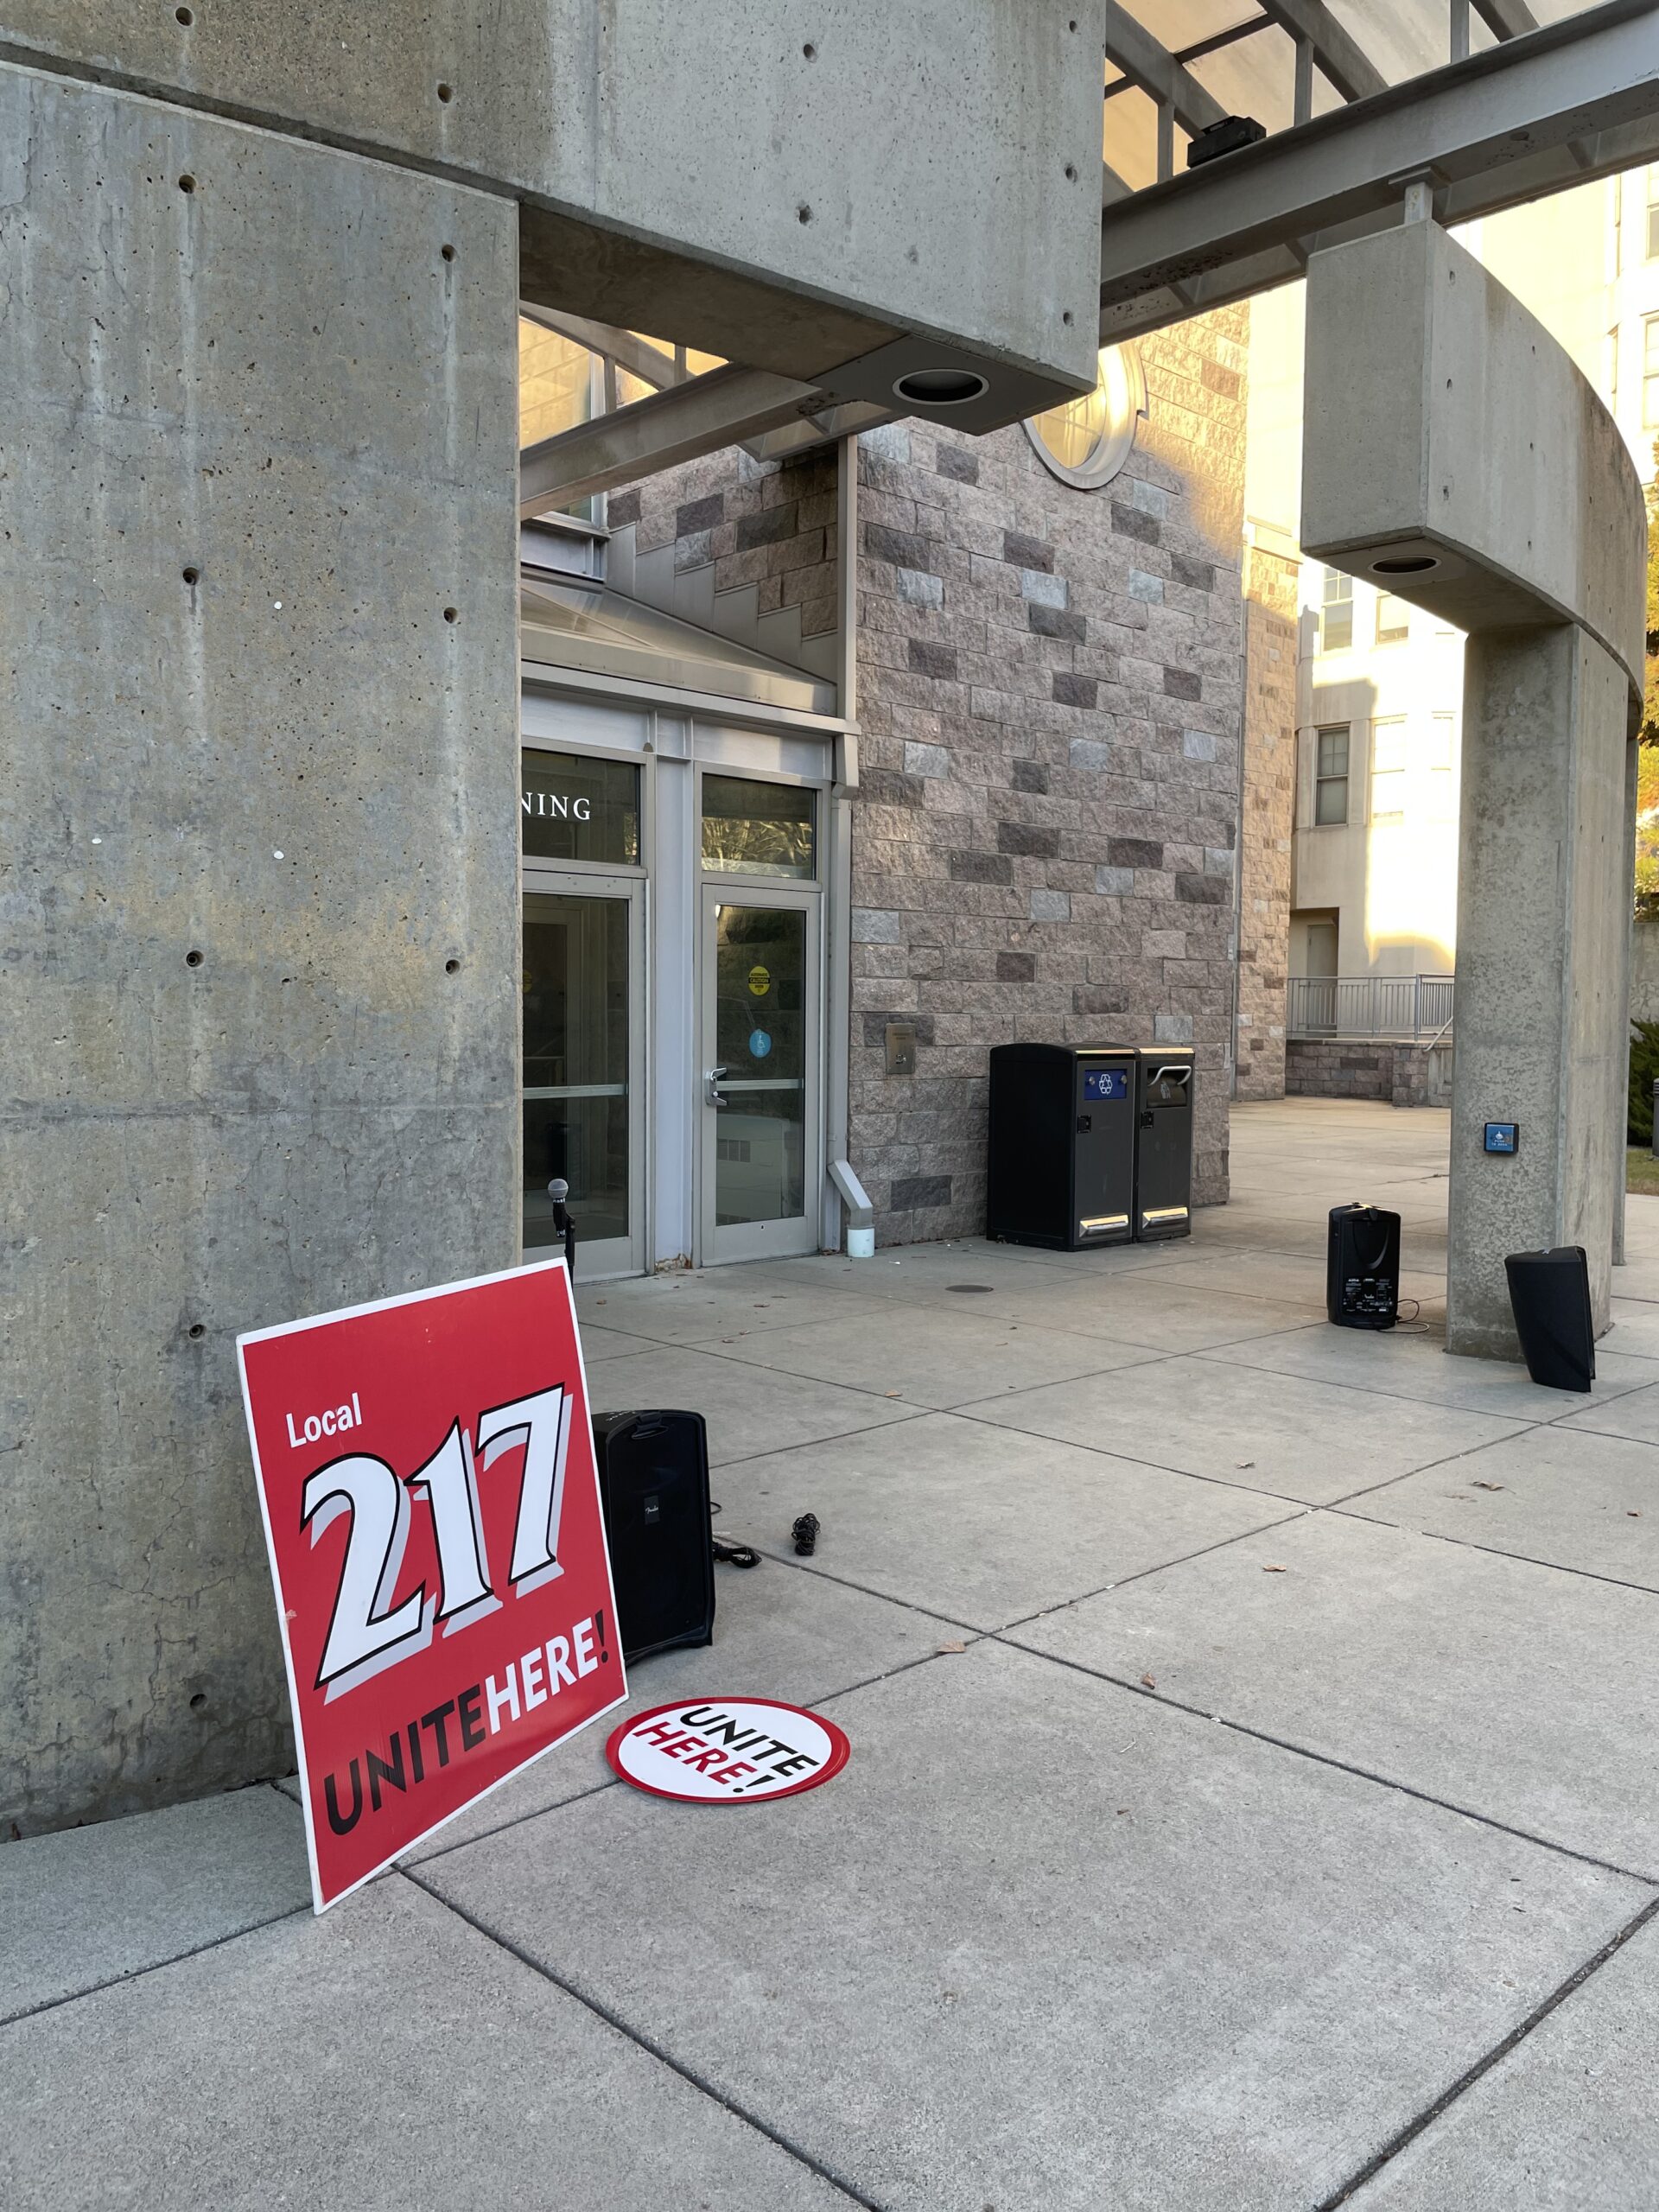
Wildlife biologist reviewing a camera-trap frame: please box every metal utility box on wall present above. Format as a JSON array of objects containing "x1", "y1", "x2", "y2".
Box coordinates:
[
  {"x1": 1133, "y1": 1048, "x2": 1195, "y2": 1241},
  {"x1": 986, "y1": 1045, "x2": 1138, "y2": 1251}
]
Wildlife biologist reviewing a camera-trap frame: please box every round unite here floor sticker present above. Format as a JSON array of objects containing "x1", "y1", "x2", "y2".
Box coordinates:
[{"x1": 607, "y1": 1697, "x2": 850, "y2": 1804}]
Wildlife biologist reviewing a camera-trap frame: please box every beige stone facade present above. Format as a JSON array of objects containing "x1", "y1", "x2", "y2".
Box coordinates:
[{"x1": 610, "y1": 307, "x2": 1250, "y2": 1245}]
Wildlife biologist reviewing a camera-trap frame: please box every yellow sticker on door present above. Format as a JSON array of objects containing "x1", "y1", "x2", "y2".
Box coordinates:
[{"x1": 747, "y1": 964, "x2": 771, "y2": 997}]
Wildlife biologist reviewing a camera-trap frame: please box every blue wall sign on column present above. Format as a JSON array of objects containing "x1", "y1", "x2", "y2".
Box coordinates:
[{"x1": 607, "y1": 1698, "x2": 850, "y2": 1803}]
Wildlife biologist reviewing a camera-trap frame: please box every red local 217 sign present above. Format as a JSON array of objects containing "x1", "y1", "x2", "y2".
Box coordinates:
[{"x1": 237, "y1": 1260, "x2": 625, "y2": 1911}]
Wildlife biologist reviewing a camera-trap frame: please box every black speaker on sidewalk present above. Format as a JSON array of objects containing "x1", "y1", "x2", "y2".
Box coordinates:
[
  {"x1": 591, "y1": 1409, "x2": 715, "y2": 1663},
  {"x1": 1326, "y1": 1204, "x2": 1401, "y2": 1330},
  {"x1": 1504, "y1": 1247, "x2": 1595, "y2": 1392}
]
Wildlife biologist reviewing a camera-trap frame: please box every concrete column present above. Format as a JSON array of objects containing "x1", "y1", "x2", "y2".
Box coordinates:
[
  {"x1": 1, "y1": 67, "x2": 520, "y2": 1833},
  {"x1": 1300, "y1": 216, "x2": 1645, "y2": 1361},
  {"x1": 1447, "y1": 626, "x2": 1630, "y2": 1355}
]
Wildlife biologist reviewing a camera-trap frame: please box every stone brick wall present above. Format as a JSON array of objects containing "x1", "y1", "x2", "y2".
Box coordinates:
[
  {"x1": 1286, "y1": 1038, "x2": 1452, "y2": 1108},
  {"x1": 849, "y1": 311, "x2": 1249, "y2": 1244},
  {"x1": 607, "y1": 445, "x2": 838, "y2": 644},
  {"x1": 1234, "y1": 538, "x2": 1299, "y2": 1100}
]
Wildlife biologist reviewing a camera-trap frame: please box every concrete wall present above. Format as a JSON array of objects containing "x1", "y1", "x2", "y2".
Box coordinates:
[
  {"x1": 1286, "y1": 1039, "x2": 1452, "y2": 1109},
  {"x1": 1235, "y1": 536, "x2": 1298, "y2": 1099},
  {"x1": 1633, "y1": 916, "x2": 1659, "y2": 1022},
  {"x1": 1, "y1": 68, "x2": 521, "y2": 1834},
  {"x1": 0, "y1": 3, "x2": 1103, "y2": 413}
]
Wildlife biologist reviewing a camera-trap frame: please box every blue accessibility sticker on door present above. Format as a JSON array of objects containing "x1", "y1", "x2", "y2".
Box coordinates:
[{"x1": 748, "y1": 1030, "x2": 772, "y2": 1060}]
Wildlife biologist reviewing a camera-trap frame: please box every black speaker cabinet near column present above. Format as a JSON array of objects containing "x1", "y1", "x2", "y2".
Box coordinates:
[
  {"x1": 1326, "y1": 1204, "x2": 1401, "y2": 1330},
  {"x1": 590, "y1": 1409, "x2": 716, "y2": 1664},
  {"x1": 987, "y1": 1043, "x2": 1138, "y2": 1250},
  {"x1": 1504, "y1": 1247, "x2": 1595, "y2": 1392},
  {"x1": 1132, "y1": 1047, "x2": 1194, "y2": 1241}
]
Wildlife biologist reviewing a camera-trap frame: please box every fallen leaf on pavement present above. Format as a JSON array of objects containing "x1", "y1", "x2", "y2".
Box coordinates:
[
  {"x1": 1262, "y1": 1564, "x2": 1287, "y2": 1573},
  {"x1": 1236, "y1": 1460, "x2": 1255, "y2": 1469},
  {"x1": 1472, "y1": 1480, "x2": 1504, "y2": 1491},
  {"x1": 1140, "y1": 1672, "x2": 1156, "y2": 1688},
  {"x1": 937, "y1": 1641, "x2": 968, "y2": 1655}
]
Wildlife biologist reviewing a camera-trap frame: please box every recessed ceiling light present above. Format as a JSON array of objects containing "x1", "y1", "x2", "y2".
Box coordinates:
[
  {"x1": 1372, "y1": 554, "x2": 1439, "y2": 575},
  {"x1": 893, "y1": 366, "x2": 988, "y2": 407}
]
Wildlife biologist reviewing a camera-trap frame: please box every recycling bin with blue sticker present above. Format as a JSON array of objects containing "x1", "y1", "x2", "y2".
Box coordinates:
[{"x1": 987, "y1": 1043, "x2": 1139, "y2": 1250}]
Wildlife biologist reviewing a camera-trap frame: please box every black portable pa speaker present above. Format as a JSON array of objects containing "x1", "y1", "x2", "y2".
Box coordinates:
[
  {"x1": 1326, "y1": 1204, "x2": 1401, "y2": 1330},
  {"x1": 1505, "y1": 1247, "x2": 1595, "y2": 1392},
  {"x1": 591, "y1": 1408, "x2": 716, "y2": 1664}
]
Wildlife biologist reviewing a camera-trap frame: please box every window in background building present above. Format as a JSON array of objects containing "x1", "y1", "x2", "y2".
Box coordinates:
[
  {"x1": 1648, "y1": 165, "x2": 1659, "y2": 260},
  {"x1": 1314, "y1": 725, "x2": 1351, "y2": 826},
  {"x1": 1427, "y1": 715, "x2": 1456, "y2": 823},
  {"x1": 1025, "y1": 343, "x2": 1146, "y2": 490},
  {"x1": 1645, "y1": 315, "x2": 1659, "y2": 428},
  {"x1": 1375, "y1": 593, "x2": 1409, "y2": 644},
  {"x1": 1607, "y1": 326, "x2": 1621, "y2": 416},
  {"x1": 519, "y1": 317, "x2": 595, "y2": 448},
  {"x1": 1319, "y1": 568, "x2": 1353, "y2": 652},
  {"x1": 1370, "y1": 719, "x2": 1408, "y2": 823}
]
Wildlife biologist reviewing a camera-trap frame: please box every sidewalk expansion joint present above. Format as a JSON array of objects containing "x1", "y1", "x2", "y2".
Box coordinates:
[
  {"x1": 0, "y1": 1899, "x2": 313, "y2": 2031},
  {"x1": 1315, "y1": 1890, "x2": 1659, "y2": 2208},
  {"x1": 401, "y1": 1868, "x2": 891, "y2": 2211},
  {"x1": 988, "y1": 1635, "x2": 1659, "y2": 1889}
]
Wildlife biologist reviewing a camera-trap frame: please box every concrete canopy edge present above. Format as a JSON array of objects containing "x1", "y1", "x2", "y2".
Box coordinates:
[
  {"x1": 1300, "y1": 218, "x2": 1646, "y2": 702},
  {"x1": 0, "y1": 0, "x2": 1105, "y2": 416}
]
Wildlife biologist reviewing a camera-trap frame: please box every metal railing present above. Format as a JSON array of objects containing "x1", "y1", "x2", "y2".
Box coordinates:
[{"x1": 1287, "y1": 973, "x2": 1454, "y2": 1042}]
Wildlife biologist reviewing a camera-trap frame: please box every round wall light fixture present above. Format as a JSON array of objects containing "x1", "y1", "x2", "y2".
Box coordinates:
[
  {"x1": 1025, "y1": 343, "x2": 1146, "y2": 491},
  {"x1": 892, "y1": 366, "x2": 989, "y2": 407}
]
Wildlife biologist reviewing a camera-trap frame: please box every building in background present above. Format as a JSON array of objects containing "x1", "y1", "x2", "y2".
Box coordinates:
[
  {"x1": 1236, "y1": 167, "x2": 1659, "y2": 1104},
  {"x1": 512, "y1": 309, "x2": 1247, "y2": 1267}
]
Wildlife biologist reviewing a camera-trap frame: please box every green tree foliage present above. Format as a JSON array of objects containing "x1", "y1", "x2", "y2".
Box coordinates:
[{"x1": 1630, "y1": 1020, "x2": 1659, "y2": 1145}]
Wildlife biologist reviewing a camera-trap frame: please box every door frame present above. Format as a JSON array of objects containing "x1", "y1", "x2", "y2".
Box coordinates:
[
  {"x1": 696, "y1": 879, "x2": 824, "y2": 1267},
  {"x1": 520, "y1": 864, "x2": 648, "y2": 1281}
]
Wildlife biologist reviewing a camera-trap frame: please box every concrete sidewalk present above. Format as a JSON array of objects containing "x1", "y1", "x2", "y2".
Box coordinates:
[{"x1": 7, "y1": 1098, "x2": 1659, "y2": 2209}]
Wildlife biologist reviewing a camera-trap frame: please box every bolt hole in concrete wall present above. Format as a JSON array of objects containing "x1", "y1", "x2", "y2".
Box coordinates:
[
  {"x1": 187, "y1": 1324, "x2": 205, "y2": 1340},
  {"x1": 445, "y1": 958, "x2": 461, "y2": 975},
  {"x1": 441, "y1": 244, "x2": 456, "y2": 263},
  {"x1": 189, "y1": 1694, "x2": 206, "y2": 1710},
  {"x1": 803, "y1": 41, "x2": 817, "y2": 59},
  {"x1": 798, "y1": 204, "x2": 812, "y2": 224},
  {"x1": 1065, "y1": 163, "x2": 1077, "y2": 181},
  {"x1": 436, "y1": 81, "x2": 454, "y2": 103},
  {"x1": 443, "y1": 605, "x2": 459, "y2": 622},
  {"x1": 175, "y1": 5, "x2": 193, "y2": 22},
  {"x1": 184, "y1": 949, "x2": 203, "y2": 968},
  {"x1": 181, "y1": 565, "x2": 199, "y2": 585},
  {"x1": 177, "y1": 173, "x2": 194, "y2": 194}
]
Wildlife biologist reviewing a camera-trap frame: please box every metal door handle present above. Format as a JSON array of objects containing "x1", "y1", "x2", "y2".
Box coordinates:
[{"x1": 706, "y1": 1065, "x2": 729, "y2": 1108}]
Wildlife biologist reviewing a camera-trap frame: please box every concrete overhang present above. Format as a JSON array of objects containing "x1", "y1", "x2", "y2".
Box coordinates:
[
  {"x1": 0, "y1": 0, "x2": 1104, "y2": 427},
  {"x1": 1301, "y1": 217, "x2": 1646, "y2": 700}
]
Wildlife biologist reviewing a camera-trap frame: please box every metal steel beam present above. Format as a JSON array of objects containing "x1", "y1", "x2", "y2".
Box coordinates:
[
  {"x1": 1103, "y1": 1, "x2": 1228, "y2": 137},
  {"x1": 1255, "y1": 1, "x2": 1388, "y2": 104},
  {"x1": 1100, "y1": 0, "x2": 1659, "y2": 343},
  {"x1": 518, "y1": 306, "x2": 682, "y2": 391},
  {"x1": 1471, "y1": 0, "x2": 1541, "y2": 37},
  {"x1": 519, "y1": 365, "x2": 826, "y2": 515}
]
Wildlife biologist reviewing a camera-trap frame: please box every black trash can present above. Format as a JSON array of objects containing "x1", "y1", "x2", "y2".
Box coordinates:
[
  {"x1": 987, "y1": 1043, "x2": 1138, "y2": 1251},
  {"x1": 1132, "y1": 1047, "x2": 1194, "y2": 1241}
]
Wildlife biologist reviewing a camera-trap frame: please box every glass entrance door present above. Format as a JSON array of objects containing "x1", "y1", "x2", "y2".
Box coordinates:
[
  {"x1": 522, "y1": 879, "x2": 642, "y2": 1278},
  {"x1": 699, "y1": 887, "x2": 822, "y2": 1264}
]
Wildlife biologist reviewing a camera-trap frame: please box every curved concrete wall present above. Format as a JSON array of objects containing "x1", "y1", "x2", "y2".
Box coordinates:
[{"x1": 1302, "y1": 217, "x2": 1645, "y2": 698}]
